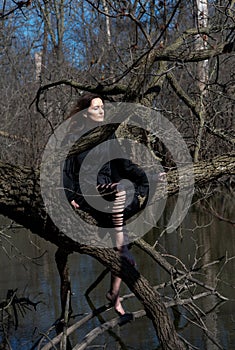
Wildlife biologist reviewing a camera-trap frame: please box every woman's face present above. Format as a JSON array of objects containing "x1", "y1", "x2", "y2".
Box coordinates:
[{"x1": 86, "y1": 98, "x2": 104, "y2": 122}]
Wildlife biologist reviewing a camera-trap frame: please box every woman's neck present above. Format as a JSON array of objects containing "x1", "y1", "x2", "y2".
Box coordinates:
[{"x1": 85, "y1": 118, "x2": 103, "y2": 130}]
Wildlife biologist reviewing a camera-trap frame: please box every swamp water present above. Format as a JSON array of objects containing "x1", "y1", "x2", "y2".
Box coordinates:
[{"x1": 0, "y1": 192, "x2": 234, "y2": 350}]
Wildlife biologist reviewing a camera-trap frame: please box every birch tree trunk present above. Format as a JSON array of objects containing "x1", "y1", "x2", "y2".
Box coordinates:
[
  {"x1": 194, "y1": 0, "x2": 209, "y2": 162},
  {"x1": 102, "y1": 0, "x2": 114, "y2": 79}
]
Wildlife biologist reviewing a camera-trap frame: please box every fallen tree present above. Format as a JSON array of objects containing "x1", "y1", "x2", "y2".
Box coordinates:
[{"x1": 0, "y1": 150, "x2": 234, "y2": 349}]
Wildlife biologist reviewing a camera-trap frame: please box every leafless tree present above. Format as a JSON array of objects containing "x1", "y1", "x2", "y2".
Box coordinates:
[{"x1": 0, "y1": 1, "x2": 235, "y2": 349}]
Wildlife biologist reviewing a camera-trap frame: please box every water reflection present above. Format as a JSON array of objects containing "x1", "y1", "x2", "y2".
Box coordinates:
[{"x1": 0, "y1": 191, "x2": 234, "y2": 349}]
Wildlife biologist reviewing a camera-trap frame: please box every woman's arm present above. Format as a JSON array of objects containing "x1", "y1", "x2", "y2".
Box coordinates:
[{"x1": 63, "y1": 156, "x2": 81, "y2": 209}]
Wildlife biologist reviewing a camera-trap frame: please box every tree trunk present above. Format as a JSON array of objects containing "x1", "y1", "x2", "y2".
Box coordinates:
[
  {"x1": 55, "y1": 248, "x2": 73, "y2": 319},
  {"x1": 194, "y1": 0, "x2": 209, "y2": 162}
]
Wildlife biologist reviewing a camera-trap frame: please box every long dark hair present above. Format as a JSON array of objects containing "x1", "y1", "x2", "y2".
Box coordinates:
[{"x1": 67, "y1": 92, "x2": 105, "y2": 119}]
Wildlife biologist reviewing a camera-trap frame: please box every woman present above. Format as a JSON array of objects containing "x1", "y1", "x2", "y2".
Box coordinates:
[{"x1": 63, "y1": 93, "x2": 149, "y2": 315}]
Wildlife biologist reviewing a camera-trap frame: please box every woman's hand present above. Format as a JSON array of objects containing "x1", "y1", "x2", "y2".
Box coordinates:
[
  {"x1": 71, "y1": 200, "x2": 80, "y2": 209},
  {"x1": 158, "y1": 172, "x2": 166, "y2": 182}
]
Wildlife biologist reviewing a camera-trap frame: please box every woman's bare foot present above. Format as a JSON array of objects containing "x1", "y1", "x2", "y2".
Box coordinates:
[{"x1": 106, "y1": 291, "x2": 125, "y2": 316}]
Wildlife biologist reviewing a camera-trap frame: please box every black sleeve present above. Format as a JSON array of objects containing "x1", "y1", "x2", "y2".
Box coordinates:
[
  {"x1": 63, "y1": 156, "x2": 80, "y2": 204},
  {"x1": 114, "y1": 158, "x2": 149, "y2": 197},
  {"x1": 97, "y1": 161, "x2": 112, "y2": 185},
  {"x1": 63, "y1": 149, "x2": 112, "y2": 206}
]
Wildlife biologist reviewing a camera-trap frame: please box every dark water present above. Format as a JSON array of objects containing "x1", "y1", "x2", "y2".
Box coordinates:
[{"x1": 0, "y1": 192, "x2": 234, "y2": 350}]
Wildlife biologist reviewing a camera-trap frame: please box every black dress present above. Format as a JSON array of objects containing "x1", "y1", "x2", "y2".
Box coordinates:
[{"x1": 63, "y1": 128, "x2": 149, "y2": 228}]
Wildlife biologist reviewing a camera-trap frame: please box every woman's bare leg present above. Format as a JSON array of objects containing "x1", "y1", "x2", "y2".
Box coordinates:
[
  {"x1": 98, "y1": 184, "x2": 135, "y2": 315},
  {"x1": 108, "y1": 187, "x2": 135, "y2": 315},
  {"x1": 107, "y1": 274, "x2": 125, "y2": 315}
]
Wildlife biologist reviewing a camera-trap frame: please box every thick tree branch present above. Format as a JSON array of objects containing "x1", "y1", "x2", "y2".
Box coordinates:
[
  {"x1": 31, "y1": 80, "x2": 127, "y2": 116},
  {"x1": 32, "y1": 24, "x2": 235, "y2": 113}
]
